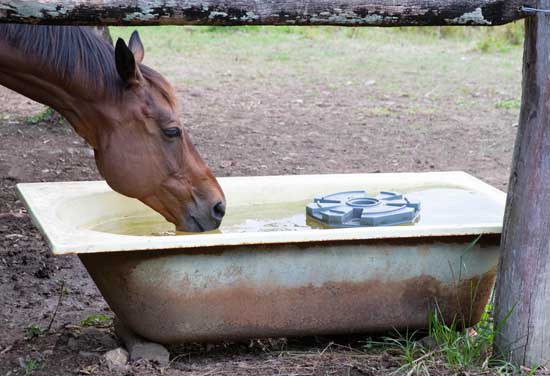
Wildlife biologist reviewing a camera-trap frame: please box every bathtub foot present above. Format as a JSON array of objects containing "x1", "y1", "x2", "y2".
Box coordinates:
[{"x1": 114, "y1": 317, "x2": 170, "y2": 367}]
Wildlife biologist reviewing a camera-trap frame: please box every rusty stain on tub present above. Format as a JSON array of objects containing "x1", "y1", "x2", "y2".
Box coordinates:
[{"x1": 79, "y1": 235, "x2": 499, "y2": 344}]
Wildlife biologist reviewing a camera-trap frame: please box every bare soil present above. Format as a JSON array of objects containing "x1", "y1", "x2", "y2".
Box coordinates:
[{"x1": 0, "y1": 28, "x2": 523, "y2": 375}]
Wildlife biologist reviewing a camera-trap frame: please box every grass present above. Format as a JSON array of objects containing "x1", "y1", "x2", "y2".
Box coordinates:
[
  {"x1": 26, "y1": 107, "x2": 64, "y2": 125},
  {"x1": 367, "y1": 305, "x2": 527, "y2": 375},
  {"x1": 21, "y1": 358, "x2": 42, "y2": 376},
  {"x1": 107, "y1": 23, "x2": 523, "y2": 120},
  {"x1": 26, "y1": 108, "x2": 56, "y2": 124},
  {"x1": 23, "y1": 324, "x2": 44, "y2": 340},
  {"x1": 496, "y1": 99, "x2": 521, "y2": 110},
  {"x1": 360, "y1": 236, "x2": 530, "y2": 375},
  {"x1": 80, "y1": 314, "x2": 112, "y2": 327},
  {"x1": 377, "y1": 330, "x2": 426, "y2": 373},
  {"x1": 19, "y1": 19, "x2": 524, "y2": 132},
  {"x1": 110, "y1": 22, "x2": 524, "y2": 54},
  {"x1": 428, "y1": 306, "x2": 491, "y2": 368}
]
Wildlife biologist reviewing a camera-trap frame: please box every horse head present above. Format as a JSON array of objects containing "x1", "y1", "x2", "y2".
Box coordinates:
[{"x1": 94, "y1": 32, "x2": 225, "y2": 232}]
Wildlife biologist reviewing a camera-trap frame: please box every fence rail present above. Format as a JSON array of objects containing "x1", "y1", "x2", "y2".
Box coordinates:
[{"x1": 0, "y1": 0, "x2": 526, "y2": 26}]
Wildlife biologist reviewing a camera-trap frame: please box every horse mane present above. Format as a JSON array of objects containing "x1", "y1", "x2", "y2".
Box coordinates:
[{"x1": 0, "y1": 24, "x2": 175, "y2": 104}]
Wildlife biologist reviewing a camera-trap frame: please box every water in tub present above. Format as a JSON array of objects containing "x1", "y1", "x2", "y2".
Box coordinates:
[{"x1": 87, "y1": 188, "x2": 503, "y2": 236}]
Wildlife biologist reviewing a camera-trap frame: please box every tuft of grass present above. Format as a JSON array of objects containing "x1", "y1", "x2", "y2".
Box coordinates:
[
  {"x1": 427, "y1": 306, "x2": 491, "y2": 368},
  {"x1": 473, "y1": 22, "x2": 524, "y2": 53},
  {"x1": 362, "y1": 236, "x2": 525, "y2": 374},
  {"x1": 80, "y1": 314, "x2": 112, "y2": 327},
  {"x1": 371, "y1": 305, "x2": 519, "y2": 374},
  {"x1": 384, "y1": 330, "x2": 423, "y2": 369},
  {"x1": 24, "y1": 324, "x2": 44, "y2": 340},
  {"x1": 20, "y1": 357, "x2": 43, "y2": 376},
  {"x1": 26, "y1": 108, "x2": 54, "y2": 124},
  {"x1": 496, "y1": 99, "x2": 521, "y2": 110},
  {"x1": 26, "y1": 107, "x2": 64, "y2": 125}
]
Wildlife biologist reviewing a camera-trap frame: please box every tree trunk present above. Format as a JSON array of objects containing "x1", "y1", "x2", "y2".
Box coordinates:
[
  {"x1": 493, "y1": 0, "x2": 550, "y2": 367},
  {"x1": 0, "y1": 0, "x2": 525, "y2": 26}
]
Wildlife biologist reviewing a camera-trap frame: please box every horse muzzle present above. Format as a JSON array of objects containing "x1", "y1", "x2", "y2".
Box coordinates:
[{"x1": 177, "y1": 199, "x2": 225, "y2": 233}]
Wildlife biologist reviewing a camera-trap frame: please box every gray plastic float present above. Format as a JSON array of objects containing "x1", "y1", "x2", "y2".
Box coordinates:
[{"x1": 307, "y1": 191, "x2": 420, "y2": 227}]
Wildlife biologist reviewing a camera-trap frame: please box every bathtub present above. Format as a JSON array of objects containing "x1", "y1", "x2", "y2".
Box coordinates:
[{"x1": 17, "y1": 171, "x2": 505, "y2": 344}]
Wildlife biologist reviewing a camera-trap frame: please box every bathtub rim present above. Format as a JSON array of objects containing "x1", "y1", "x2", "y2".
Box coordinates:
[{"x1": 16, "y1": 171, "x2": 506, "y2": 255}]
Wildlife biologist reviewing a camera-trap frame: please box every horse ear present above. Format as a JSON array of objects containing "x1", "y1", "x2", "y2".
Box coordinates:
[
  {"x1": 129, "y1": 31, "x2": 145, "y2": 63},
  {"x1": 115, "y1": 38, "x2": 141, "y2": 85}
]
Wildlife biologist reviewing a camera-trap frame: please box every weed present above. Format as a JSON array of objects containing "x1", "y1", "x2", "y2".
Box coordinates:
[
  {"x1": 20, "y1": 357, "x2": 43, "y2": 376},
  {"x1": 26, "y1": 107, "x2": 64, "y2": 125},
  {"x1": 383, "y1": 330, "x2": 422, "y2": 368},
  {"x1": 370, "y1": 305, "x2": 518, "y2": 374},
  {"x1": 363, "y1": 236, "x2": 521, "y2": 374},
  {"x1": 24, "y1": 324, "x2": 43, "y2": 340},
  {"x1": 80, "y1": 313, "x2": 112, "y2": 327},
  {"x1": 427, "y1": 306, "x2": 491, "y2": 368}
]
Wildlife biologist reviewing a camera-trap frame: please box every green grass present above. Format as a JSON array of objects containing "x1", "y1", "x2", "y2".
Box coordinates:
[
  {"x1": 24, "y1": 324, "x2": 44, "y2": 340},
  {"x1": 366, "y1": 305, "x2": 525, "y2": 375},
  {"x1": 26, "y1": 107, "x2": 64, "y2": 125},
  {"x1": 393, "y1": 23, "x2": 524, "y2": 52},
  {"x1": 107, "y1": 23, "x2": 523, "y2": 114},
  {"x1": 496, "y1": 99, "x2": 521, "y2": 110},
  {"x1": 26, "y1": 108, "x2": 55, "y2": 124},
  {"x1": 20, "y1": 21, "x2": 524, "y2": 124},
  {"x1": 80, "y1": 314, "x2": 112, "y2": 327},
  {"x1": 428, "y1": 306, "x2": 491, "y2": 368},
  {"x1": 360, "y1": 236, "x2": 530, "y2": 375},
  {"x1": 108, "y1": 23, "x2": 525, "y2": 61},
  {"x1": 383, "y1": 330, "x2": 426, "y2": 373},
  {"x1": 110, "y1": 22, "x2": 524, "y2": 54},
  {"x1": 21, "y1": 358, "x2": 42, "y2": 376}
]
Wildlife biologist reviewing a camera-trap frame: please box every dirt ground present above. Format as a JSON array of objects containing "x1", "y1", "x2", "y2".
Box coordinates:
[{"x1": 0, "y1": 27, "x2": 523, "y2": 375}]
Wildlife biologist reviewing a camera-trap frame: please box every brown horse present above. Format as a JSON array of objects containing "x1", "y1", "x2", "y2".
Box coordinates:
[{"x1": 0, "y1": 25, "x2": 225, "y2": 232}]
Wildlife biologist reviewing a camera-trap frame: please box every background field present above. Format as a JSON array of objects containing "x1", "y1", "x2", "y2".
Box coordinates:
[{"x1": 0, "y1": 24, "x2": 527, "y2": 375}]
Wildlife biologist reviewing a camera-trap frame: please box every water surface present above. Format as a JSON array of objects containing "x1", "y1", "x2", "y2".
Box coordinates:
[{"x1": 87, "y1": 188, "x2": 503, "y2": 236}]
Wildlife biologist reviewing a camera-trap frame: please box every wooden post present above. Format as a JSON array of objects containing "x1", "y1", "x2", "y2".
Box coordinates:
[
  {"x1": 494, "y1": 0, "x2": 550, "y2": 367},
  {"x1": 0, "y1": 0, "x2": 525, "y2": 26}
]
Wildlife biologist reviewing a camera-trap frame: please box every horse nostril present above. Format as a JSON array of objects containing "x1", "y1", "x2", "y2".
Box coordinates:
[{"x1": 212, "y1": 201, "x2": 226, "y2": 221}]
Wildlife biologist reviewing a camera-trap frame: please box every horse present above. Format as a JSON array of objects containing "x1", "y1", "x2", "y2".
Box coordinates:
[{"x1": 0, "y1": 25, "x2": 225, "y2": 232}]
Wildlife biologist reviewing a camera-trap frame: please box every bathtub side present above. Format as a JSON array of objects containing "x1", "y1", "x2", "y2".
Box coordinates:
[{"x1": 79, "y1": 234, "x2": 500, "y2": 344}]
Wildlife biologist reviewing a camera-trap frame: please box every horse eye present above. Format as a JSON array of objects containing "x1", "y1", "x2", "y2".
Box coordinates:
[{"x1": 162, "y1": 127, "x2": 182, "y2": 138}]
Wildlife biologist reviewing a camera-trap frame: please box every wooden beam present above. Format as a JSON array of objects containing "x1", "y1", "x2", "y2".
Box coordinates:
[
  {"x1": 493, "y1": 0, "x2": 550, "y2": 367},
  {"x1": 0, "y1": 0, "x2": 526, "y2": 26}
]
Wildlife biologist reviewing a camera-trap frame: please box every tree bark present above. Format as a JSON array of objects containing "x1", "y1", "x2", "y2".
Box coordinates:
[
  {"x1": 0, "y1": 0, "x2": 526, "y2": 26},
  {"x1": 493, "y1": 0, "x2": 550, "y2": 367}
]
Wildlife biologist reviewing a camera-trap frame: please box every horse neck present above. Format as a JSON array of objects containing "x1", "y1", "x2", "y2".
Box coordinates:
[{"x1": 0, "y1": 36, "x2": 109, "y2": 148}]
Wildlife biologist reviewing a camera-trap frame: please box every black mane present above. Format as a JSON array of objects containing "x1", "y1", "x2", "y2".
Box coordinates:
[
  {"x1": 0, "y1": 25, "x2": 174, "y2": 103},
  {"x1": 0, "y1": 25, "x2": 120, "y2": 95}
]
